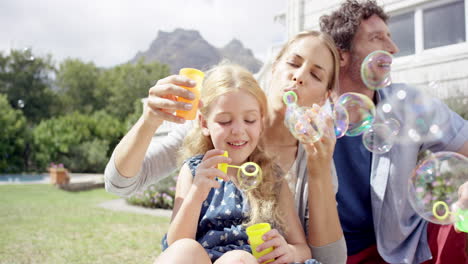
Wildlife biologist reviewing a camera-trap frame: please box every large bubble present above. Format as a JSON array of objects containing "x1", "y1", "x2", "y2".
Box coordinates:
[
  {"x1": 320, "y1": 103, "x2": 349, "y2": 138},
  {"x1": 237, "y1": 162, "x2": 262, "y2": 191},
  {"x1": 337, "y1": 92, "x2": 375, "y2": 136},
  {"x1": 361, "y1": 50, "x2": 393, "y2": 90},
  {"x1": 408, "y1": 151, "x2": 468, "y2": 227},
  {"x1": 376, "y1": 87, "x2": 450, "y2": 144},
  {"x1": 332, "y1": 103, "x2": 349, "y2": 138},
  {"x1": 362, "y1": 122, "x2": 395, "y2": 154}
]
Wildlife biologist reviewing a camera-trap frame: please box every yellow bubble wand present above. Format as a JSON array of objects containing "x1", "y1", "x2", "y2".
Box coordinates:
[
  {"x1": 217, "y1": 151, "x2": 262, "y2": 191},
  {"x1": 432, "y1": 201, "x2": 468, "y2": 232}
]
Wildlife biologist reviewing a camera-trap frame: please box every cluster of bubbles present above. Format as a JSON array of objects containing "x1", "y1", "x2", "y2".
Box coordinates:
[
  {"x1": 282, "y1": 51, "x2": 395, "y2": 147},
  {"x1": 359, "y1": 51, "x2": 468, "y2": 230},
  {"x1": 360, "y1": 50, "x2": 462, "y2": 153},
  {"x1": 375, "y1": 88, "x2": 449, "y2": 145},
  {"x1": 283, "y1": 91, "x2": 325, "y2": 144},
  {"x1": 359, "y1": 50, "x2": 453, "y2": 153},
  {"x1": 283, "y1": 49, "x2": 468, "y2": 231},
  {"x1": 283, "y1": 90, "x2": 377, "y2": 145},
  {"x1": 408, "y1": 151, "x2": 468, "y2": 231},
  {"x1": 283, "y1": 89, "x2": 360, "y2": 143},
  {"x1": 359, "y1": 50, "x2": 397, "y2": 153},
  {"x1": 283, "y1": 50, "x2": 462, "y2": 153}
]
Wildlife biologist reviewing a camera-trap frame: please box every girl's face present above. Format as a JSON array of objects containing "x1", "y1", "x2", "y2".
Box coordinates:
[
  {"x1": 201, "y1": 89, "x2": 263, "y2": 166},
  {"x1": 271, "y1": 36, "x2": 334, "y2": 108}
]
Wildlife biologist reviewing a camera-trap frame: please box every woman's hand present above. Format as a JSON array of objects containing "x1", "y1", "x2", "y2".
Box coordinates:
[
  {"x1": 255, "y1": 229, "x2": 294, "y2": 264},
  {"x1": 303, "y1": 114, "x2": 336, "y2": 176},
  {"x1": 144, "y1": 75, "x2": 202, "y2": 124},
  {"x1": 189, "y1": 149, "x2": 231, "y2": 203}
]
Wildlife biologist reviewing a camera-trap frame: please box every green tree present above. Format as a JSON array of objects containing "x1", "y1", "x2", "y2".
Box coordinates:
[
  {"x1": 0, "y1": 49, "x2": 58, "y2": 124},
  {"x1": 0, "y1": 94, "x2": 28, "y2": 172},
  {"x1": 32, "y1": 111, "x2": 125, "y2": 172},
  {"x1": 55, "y1": 59, "x2": 102, "y2": 114},
  {"x1": 98, "y1": 59, "x2": 169, "y2": 120}
]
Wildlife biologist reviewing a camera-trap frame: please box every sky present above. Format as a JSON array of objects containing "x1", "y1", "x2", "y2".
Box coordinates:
[{"x1": 0, "y1": 0, "x2": 287, "y2": 67}]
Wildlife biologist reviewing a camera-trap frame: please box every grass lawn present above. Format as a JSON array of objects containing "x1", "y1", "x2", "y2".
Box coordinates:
[{"x1": 0, "y1": 184, "x2": 170, "y2": 264}]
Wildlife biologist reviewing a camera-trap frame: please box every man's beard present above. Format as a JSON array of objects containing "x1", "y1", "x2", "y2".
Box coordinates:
[{"x1": 348, "y1": 52, "x2": 365, "y2": 87}]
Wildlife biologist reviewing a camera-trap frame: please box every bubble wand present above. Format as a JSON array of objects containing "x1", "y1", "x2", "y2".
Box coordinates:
[
  {"x1": 217, "y1": 151, "x2": 262, "y2": 191},
  {"x1": 432, "y1": 201, "x2": 468, "y2": 233}
]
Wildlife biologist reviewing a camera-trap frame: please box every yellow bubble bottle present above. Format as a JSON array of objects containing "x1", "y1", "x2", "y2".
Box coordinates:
[{"x1": 246, "y1": 223, "x2": 274, "y2": 263}]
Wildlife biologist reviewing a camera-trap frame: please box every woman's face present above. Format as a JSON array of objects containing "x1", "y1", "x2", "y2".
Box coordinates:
[{"x1": 270, "y1": 36, "x2": 334, "y2": 108}]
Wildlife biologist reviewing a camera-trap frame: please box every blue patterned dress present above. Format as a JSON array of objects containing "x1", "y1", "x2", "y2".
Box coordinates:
[{"x1": 162, "y1": 155, "x2": 321, "y2": 264}]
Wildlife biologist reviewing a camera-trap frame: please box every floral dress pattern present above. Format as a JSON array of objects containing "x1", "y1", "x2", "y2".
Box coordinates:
[{"x1": 162, "y1": 155, "x2": 321, "y2": 264}]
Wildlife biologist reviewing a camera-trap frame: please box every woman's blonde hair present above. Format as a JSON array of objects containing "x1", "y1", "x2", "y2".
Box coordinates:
[
  {"x1": 273, "y1": 30, "x2": 340, "y2": 94},
  {"x1": 180, "y1": 63, "x2": 286, "y2": 232}
]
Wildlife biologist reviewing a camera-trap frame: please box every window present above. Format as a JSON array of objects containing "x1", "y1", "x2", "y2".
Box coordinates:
[
  {"x1": 389, "y1": 12, "x2": 415, "y2": 57},
  {"x1": 423, "y1": 0, "x2": 466, "y2": 49}
]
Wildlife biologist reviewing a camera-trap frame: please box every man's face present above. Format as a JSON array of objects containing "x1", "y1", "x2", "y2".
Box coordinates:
[{"x1": 345, "y1": 14, "x2": 399, "y2": 90}]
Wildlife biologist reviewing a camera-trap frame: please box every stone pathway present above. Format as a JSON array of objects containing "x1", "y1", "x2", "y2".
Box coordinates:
[{"x1": 97, "y1": 198, "x2": 172, "y2": 218}]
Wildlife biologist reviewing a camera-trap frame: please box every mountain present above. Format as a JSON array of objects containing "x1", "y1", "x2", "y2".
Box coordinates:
[
  {"x1": 220, "y1": 38, "x2": 263, "y2": 73},
  {"x1": 130, "y1": 28, "x2": 263, "y2": 74}
]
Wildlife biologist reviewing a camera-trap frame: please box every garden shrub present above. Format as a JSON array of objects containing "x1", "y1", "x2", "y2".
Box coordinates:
[{"x1": 126, "y1": 171, "x2": 177, "y2": 209}]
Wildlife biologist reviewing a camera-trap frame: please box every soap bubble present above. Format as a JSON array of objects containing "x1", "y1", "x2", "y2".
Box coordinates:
[
  {"x1": 361, "y1": 50, "x2": 393, "y2": 90},
  {"x1": 17, "y1": 99, "x2": 25, "y2": 108},
  {"x1": 408, "y1": 151, "x2": 468, "y2": 225},
  {"x1": 331, "y1": 103, "x2": 349, "y2": 138},
  {"x1": 383, "y1": 118, "x2": 400, "y2": 136},
  {"x1": 362, "y1": 122, "x2": 395, "y2": 154},
  {"x1": 337, "y1": 92, "x2": 375, "y2": 136},
  {"x1": 217, "y1": 152, "x2": 263, "y2": 191},
  {"x1": 237, "y1": 162, "x2": 262, "y2": 191},
  {"x1": 320, "y1": 103, "x2": 349, "y2": 138},
  {"x1": 376, "y1": 87, "x2": 449, "y2": 144},
  {"x1": 22, "y1": 47, "x2": 35, "y2": 61}
]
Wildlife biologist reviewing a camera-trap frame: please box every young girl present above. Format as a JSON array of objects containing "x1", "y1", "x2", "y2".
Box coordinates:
[{"x1": 155, "y1": 64, "x2": 323, "y2": 264}]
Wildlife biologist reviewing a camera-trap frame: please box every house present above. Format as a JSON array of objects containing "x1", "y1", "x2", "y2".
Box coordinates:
[{"x1": 258, "y1": 0, "x2": 468, "y2": 100}]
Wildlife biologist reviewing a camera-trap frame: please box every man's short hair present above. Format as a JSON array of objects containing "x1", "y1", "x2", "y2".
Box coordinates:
[{"x1": 320, "y1": 0, "x2": 388, "y2": 51}]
